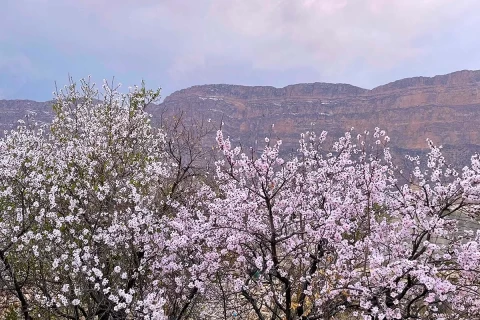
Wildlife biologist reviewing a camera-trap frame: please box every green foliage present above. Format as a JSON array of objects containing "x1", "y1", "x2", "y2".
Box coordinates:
[{"x1": 2, "y1": 306, "x2": 20, "y2": 320}]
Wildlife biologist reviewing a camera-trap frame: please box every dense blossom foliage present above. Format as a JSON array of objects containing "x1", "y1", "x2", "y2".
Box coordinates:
[
  {"x1": 208, "y1": 129, "x2": 480, "y2": 319},
  {"x1": 0, "y1": 81, "x2": 479, "y2": 319},
  {"x1": 0, "y1": 80, "x2": 204, "y2": 319}
]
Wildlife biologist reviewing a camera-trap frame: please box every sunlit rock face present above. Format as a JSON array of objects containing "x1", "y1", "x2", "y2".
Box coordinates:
[
  {"x1": 158, "y1": 70, "x2": 480, "y2": 165},
  {"x1": 2, "y1": 70, "x2": 480, "y2": 166}
]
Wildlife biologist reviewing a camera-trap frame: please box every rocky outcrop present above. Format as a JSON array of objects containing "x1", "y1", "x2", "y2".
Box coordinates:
[
  {"x1": 157, "y1": 70, "x2": 480, "y2": 165},
  {"x1": 1, "y1": 70, "x2": 480, "y2": 166}
]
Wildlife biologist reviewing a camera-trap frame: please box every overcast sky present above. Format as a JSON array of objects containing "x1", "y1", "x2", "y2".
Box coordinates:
[{"x1": 1, "y1": 0, "x2": 480, "y2": 101}]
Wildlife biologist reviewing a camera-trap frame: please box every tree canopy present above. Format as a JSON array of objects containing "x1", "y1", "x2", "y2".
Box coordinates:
[{"x1": 0, "y1": 80, "x2": 479, "y2": 320}]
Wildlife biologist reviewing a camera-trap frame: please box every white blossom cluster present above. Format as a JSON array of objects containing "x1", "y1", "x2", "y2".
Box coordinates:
[{"x1": 0, "y1": 81, "x2": 480, "y2": 319}]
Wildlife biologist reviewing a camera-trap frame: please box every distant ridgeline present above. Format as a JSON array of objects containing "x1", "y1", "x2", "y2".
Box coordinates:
[{"x1": 3, "y1": 69, "x2": 480, "y2": 167}]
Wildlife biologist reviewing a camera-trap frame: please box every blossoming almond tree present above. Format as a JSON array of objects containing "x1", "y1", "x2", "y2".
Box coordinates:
[
  {"x1": 0, "y1": 80, "x2": 217, "y2": 320},
  {"x1": 35, "y1": 80, "x2": 172, "y2": 319},
  {"x1": 205, "y1": 128, "x2": 480, "y2": 319},
  {"x1": 0, "y1": 117, "x2": 51, "y2": 320},
  {"x1": 1, "y1": 78, "x2": 480, "y2": 320}
]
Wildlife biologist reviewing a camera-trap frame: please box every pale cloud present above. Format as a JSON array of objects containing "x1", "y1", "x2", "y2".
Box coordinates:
[
  {"x1": 0, "y1": 53, "x2": 33, "y2": 74},
  {"x1": 107, "y1": 0, "x2": 478, "y2": 78},
  {"x1": 203, "y1": 0, "x2": 475, "y2": 72},
  {"x1": 0, "y1": 52, "x2": 36, "y2": 98},
  {"x1": 1, "y1": 0, "x2": 480, "y2": 100},
  {"x1": 10, "y1": 0, "x2": 474, "y2": 72}
]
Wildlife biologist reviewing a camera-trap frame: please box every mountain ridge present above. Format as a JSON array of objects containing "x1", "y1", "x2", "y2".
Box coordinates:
[
  {"x1": 2, "y1": 69, "x2": 480, "y2": 166},
  {"x1": 164, "y1": 69, "x2": 480, "y2": 101},
  {"x1": 157, "y1": 69, "x2": 480, "y2": 166}
]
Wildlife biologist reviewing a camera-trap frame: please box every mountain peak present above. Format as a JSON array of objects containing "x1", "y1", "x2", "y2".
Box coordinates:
[
  {"x1": 164, "y1": 82, "x2": 367, "y2": 102},
  {"x1": 165, "y1": 70, "x2": 480, "y2": 102}
]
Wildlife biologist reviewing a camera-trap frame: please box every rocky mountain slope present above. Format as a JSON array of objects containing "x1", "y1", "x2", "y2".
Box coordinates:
[
  {"x1": 1, "y1": 70, "x2": 480, "y2": 165},
  {"x1": 0, "y1": 100, "x2": 53, "y2": 134},
  {"x1": 158, "y1": 70, "x2": 480, "y2": 164}
]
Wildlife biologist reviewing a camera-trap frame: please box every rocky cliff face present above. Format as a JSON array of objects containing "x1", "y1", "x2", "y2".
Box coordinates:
[
  {"x1": 157, "y1": 70, "x2": 480, "y2": 164},
  {"x1": 1, "y1": 70, "x2": 480, "y2": 165}
]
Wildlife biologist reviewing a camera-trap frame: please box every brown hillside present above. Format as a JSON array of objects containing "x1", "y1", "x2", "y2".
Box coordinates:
[
  {"x1": 1, "y1": 70, "x2": 480, "y2": 165},
  {"x1": 157, "y1": 70, "x2": 480, "y2": 164}
]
